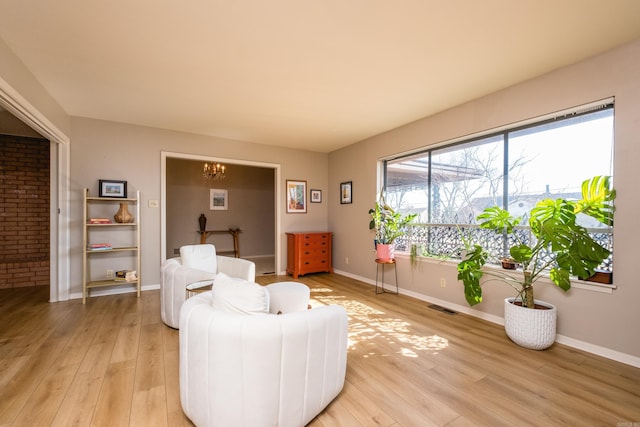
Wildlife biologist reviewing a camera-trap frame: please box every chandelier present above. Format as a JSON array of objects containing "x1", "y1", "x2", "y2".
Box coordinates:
[{"x1": 203, "y1": 162, "x2": 226, "y2": 180}]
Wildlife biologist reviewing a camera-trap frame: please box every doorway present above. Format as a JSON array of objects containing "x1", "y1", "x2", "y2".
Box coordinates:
[
  {"x1": 0, "y1": 85, "x2": 70, "y2": 302},
  {"x1": 0, "y1": 113, "x2": 50, "y2": 292},
  {"x1": 161, "y1": 152, "x2": 281, "y2": 276}
]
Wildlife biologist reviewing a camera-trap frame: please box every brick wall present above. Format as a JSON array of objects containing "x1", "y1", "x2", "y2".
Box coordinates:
[{"x1": 0, "y1": 135, "x2": 50, "y2": 288}]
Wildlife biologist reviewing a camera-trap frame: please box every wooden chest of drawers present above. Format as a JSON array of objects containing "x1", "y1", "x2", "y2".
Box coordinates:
[{"x1": 286, "y1": 232, "x2": 333, "y2": 279}]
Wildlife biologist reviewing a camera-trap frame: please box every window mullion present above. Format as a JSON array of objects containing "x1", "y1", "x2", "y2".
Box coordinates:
[
  {"x1": 503, "y1": 132, "x2": 509, "y2": 210},
  {"x1": 502, "y1": 133, "x2": 510, "y2": 257}
]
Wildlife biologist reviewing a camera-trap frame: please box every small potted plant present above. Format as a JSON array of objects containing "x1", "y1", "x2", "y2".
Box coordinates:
[
  {"x1": 457, "y1": 176, "x2": 615, "y2": 349},
  {"x1": 369, "y1": 195, "x2": 418, "y2": 261},
  {"x1": 500, "y1": 257, "x2": 518, "y2": 270}
]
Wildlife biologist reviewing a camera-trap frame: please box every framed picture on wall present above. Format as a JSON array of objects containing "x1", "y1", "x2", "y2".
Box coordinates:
[
  {"x1": 99, "y1": 179, "x2": 127, "y2": 198},
  {"x1": 340, "y1": 181, "x2": 352, "y2": 204},
  {"x1": 310, "y1": 189, "x2": 322, "y2": 203},
  {"x1": 210, "y1": 188, "x2": 228, "y2": 210},
  {"x1": 286, "y1": 180, "x2": 307, "y2": 213}
]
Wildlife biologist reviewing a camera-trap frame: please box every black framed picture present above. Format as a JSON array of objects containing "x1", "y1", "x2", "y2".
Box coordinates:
[
  {"x1": 340, "y1": 181, "x2": 352, "y2": 204},
  {"x1": 310, "y1": 189, "x2": 322, "y2": 203},
  {"x1": 98, "y1": 180, "x2": 128, "y2": 198}
]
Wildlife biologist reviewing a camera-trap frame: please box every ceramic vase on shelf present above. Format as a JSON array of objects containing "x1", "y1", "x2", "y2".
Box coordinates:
[
  {"x1": 199, "y1": 213, "x2": 207, "y2": 232},
  {"x1": 114, "y1": 202, "x2": 134, "y2": 223}
]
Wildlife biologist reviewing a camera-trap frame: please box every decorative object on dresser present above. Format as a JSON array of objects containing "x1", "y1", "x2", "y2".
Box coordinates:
[
  {"x1": 82, "y1": 188, "x2": 140, "y2": 304},
  {"x1": 286, "y1": 232, "x2": 333, "y2": 278}
]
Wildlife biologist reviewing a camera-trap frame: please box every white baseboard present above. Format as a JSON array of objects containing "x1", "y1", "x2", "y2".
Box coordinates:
[
  {"x1": 243, "y1": 254, "x2": 274, "y2": 260},
  {"x1": 332, "y1": 269, "x2": 640, "y2": 368},
  {"x1": 334, "y1": 268, "x2": 375, "y2": 285},
  {"x1": 69, "y1": 283, "x2": 160, "y2": 300},
  {"x1": 554, "y1": 335, "x2": 640, "y2": 368}
]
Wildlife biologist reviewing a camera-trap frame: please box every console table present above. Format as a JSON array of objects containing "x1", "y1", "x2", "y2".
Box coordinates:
[{"x1": 198, "y1": 228, "x2": 241, "y2": 257}]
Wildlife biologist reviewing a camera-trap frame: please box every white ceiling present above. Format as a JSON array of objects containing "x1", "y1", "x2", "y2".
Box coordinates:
[{"x1": 1, "y1": 1, "x2": 639, "y2": 153}]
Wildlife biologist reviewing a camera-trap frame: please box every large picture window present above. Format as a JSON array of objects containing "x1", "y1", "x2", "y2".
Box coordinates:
[{"x1": 384, "y1": 102, "x2": 614, "y2": 271}]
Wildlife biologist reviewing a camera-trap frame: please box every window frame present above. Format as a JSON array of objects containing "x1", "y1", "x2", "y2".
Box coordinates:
[{"x1": 380, "y1": 99, "x2": 615, "y2": 284}]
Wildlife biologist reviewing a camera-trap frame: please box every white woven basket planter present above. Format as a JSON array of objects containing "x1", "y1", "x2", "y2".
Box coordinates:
[{"x1": 504, "y1": 298, "x2": 557, "y2": 350}]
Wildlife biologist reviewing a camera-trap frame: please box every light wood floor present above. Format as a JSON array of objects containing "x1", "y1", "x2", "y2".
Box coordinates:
[{"x1": 1, "y1": 274, "x2": 639, "y2": 426}]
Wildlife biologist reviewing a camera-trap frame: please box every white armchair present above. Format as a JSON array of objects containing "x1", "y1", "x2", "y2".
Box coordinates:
[
  {"x1": 179, "y1": 279, "x2": 348, "y2": 427},
  {"x1": 160, "y1": 244, "x2": 255, "y2": 328}
]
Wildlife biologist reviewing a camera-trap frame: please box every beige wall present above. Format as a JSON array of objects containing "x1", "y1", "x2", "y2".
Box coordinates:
[
  {"x1": 69, "y1": 117, "x2": 330, "y2": 292},
  {"x1": 166, "y1": 158, "x2": 275, "y2": 258},
  {"x1": 328, "y1": 38, "x2": 640, "y2": 359}
]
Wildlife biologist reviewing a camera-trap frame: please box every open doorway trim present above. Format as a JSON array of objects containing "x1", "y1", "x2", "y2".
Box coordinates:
[
  {"x1": 0, "y1": 76, "x2": 71, "y2": 302},
  {"x1": 161, "y1": 151, "x2": 282, "y2": 274}
]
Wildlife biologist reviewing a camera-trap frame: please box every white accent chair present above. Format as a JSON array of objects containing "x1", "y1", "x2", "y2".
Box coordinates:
[
  {"x1": 179, "y1": 278, "x2": 348, "y2": 427},
  {"x1": 160, "y1": 244, "x2": 255, "y2": 328}
]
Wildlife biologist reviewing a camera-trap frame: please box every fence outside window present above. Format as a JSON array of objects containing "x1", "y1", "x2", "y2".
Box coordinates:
[{"x1": 397, "y1": 223, "x2": 613, "y2": 272}]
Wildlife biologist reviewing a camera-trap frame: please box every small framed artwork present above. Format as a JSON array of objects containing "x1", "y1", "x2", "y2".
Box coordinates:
[
  {"x1": 286, "y1": 180, "x2": 307, "y2": 213},
  {"x1": 310, "y1": 189, "x2": 322, "y2": 203},
  {"x1": 99, "y1": 180, "x2": 127, "y2": 198},
  {"x1": 340, "y1": 181, "x2": 352, "y2": 204},
  {"x1": 210, "y1": 188, "x2": 228, "y2": 210}
]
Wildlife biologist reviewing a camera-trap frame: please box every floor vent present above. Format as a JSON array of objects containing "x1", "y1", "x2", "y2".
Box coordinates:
[{"x1": 428, "y1": 304, "x2": 457, "y2": 315}]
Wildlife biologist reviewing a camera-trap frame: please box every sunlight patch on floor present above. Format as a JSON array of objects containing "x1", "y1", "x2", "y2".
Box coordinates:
[{"x1": 312, "y1": 291, "x2": 449, "y2": 356}]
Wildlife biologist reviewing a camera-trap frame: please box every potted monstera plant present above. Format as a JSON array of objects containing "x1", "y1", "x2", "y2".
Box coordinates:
[
  {"x1": 369, "y1": 195, "x2": 418, "y2": 261},
  {"x1": 457, "y1": 176, "x2": 615, "y2": 349}
]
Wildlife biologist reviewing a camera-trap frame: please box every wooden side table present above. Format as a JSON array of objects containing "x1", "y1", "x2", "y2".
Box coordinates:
[{"x1": 375, "y1": 258, "x2": 398, "y2": 295}]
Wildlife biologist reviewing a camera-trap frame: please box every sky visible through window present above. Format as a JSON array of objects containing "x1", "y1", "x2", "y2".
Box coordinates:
[
  {"x1": 510, "y1": 113, "x2": 613, "y2": 196},
  {"x1": 386, "y1": 109, "x2": 614, "y2": 225}
]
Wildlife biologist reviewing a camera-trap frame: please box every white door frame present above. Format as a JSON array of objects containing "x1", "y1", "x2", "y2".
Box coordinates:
[
  {"x1": 160, "y1": 151, "x2": 281, "y2": 271},
  {"x1": 0, "y1": 77, "x2": 71, "y2": 302}
]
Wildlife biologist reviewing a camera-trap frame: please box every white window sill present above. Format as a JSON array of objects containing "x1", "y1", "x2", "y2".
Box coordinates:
[{"x1": 396, "y1": 252, "x2": 616, "y2": 294}]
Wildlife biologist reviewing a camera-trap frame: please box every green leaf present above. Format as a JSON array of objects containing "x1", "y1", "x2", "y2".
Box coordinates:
[
  {"x1": 549, "y1": 268, "x2": 571, "y2": 291},
  {"x1": 530, "y1": 199, "x2": 576, "y2": 238},
  {"x1": 510, "y1": 244, "x2": 532, "y2": 263},
  {"x1": 478, "y1": 206, "x2": 521, "y2": 233},
  {"x1": 555, "y1": 232, "x2": 610, "y2": 278},
  {"x1": 457, "y1": 245, "x2": 488, "y2": 306},
  {"x1": 575, "y1": 176, "x2": 615, "y2": 226},
  {"x1": 369, "y1": 196, "x2": 418, "y2": 244}
]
